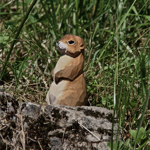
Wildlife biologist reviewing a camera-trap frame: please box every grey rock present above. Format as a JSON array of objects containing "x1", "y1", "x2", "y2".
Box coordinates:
[
  {"x1": 17, "y1": 102, "x2": 121, "y2": 149},
  {"x1": 0, "y1": 95, "x2": 121, "y2": 150}
]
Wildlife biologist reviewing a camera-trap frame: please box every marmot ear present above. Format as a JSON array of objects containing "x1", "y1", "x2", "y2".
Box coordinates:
[
  {"x1": 78, "y1": 37, "x2": 85, "y2": 50},
  {"x1": 80, "y1": 43, "x2": 84, "y2": 50}
]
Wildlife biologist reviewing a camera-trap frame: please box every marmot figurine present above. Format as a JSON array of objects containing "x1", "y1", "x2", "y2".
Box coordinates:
[{"x1": 46, "y1": 34, "x2": 87, "y2": 106}]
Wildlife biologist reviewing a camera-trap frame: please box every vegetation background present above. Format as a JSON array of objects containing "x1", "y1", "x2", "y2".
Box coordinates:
[{"x1": 0, "y1": 0, "x2": 150, "y2": 149}]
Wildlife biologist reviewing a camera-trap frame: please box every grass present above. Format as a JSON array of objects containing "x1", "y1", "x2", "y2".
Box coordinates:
[{"x1": 0, "y1": 0, "x2": 150, "y2": 149}]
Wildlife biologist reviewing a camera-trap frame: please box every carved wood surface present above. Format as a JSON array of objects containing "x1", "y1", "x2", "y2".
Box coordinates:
[{"x1": 46, "y1": 35, "x2": 87, "y2": 106}]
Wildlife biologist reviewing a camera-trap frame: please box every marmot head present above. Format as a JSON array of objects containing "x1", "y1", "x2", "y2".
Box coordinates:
[{"x1": 56, "y1": 34, "x2": 84, "y2": 57}]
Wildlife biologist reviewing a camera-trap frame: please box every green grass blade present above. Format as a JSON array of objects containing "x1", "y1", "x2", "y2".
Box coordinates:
[{"x1": 0, "y1": 0, "x2": 38, "y2": 80}]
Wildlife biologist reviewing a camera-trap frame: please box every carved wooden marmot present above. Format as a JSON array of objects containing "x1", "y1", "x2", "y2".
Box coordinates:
[{"x1": 46, "y1": 34, "x2": 87, "y2": 106}]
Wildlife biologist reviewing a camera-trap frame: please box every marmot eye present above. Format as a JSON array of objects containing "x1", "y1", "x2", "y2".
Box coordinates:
[{"x1": 67, "y1": 40, "x2": 75, "y2": 45}]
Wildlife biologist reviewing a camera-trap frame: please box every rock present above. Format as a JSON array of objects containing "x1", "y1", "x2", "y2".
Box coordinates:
[{"x1": 0, "y1": 99, "x2": 121, "y2": 150}]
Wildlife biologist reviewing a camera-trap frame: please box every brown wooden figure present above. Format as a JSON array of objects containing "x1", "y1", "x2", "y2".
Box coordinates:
[{"x1": 46, "y1": 35, "x2": 87, "y2": 106}]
